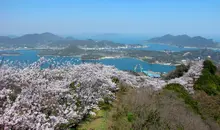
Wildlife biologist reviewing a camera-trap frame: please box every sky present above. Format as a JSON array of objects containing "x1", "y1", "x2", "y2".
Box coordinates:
[{"x1": 1, "y1": 0, "x2": 220, "y2": 38}]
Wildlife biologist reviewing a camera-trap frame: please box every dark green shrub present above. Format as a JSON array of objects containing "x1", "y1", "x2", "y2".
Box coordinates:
[
  {"x1": 70, "y1": 82, "x2": 80, "y2": 91},
  {"x1": 194, "y1": 60, "x2": 220, "y2": 95},
  {"x1": 8, "y1": 86, "x2": 22, "y2": 102},
  {"x1": 40, "y1": 107, "x2": 58, "y2": 118},
  {"x1": 54, "y1": 119, "x2": 77, "y2": 130},
  {"x1": 76, "y1": 98, "x2": 81, "y2": 108},
  {"x1": 165, "y1": 64, "x2": 190, "y2": 80},
  {"x1": 127, "y1": 112, "x2": 134, "y2": 122},
  {"x1": 8, "y1": 92, "x2": 17, "y2": 102},
  {"x1": 111, "y1": 77, "x2": 119, "y2": 84},
  {"x1": 58, "y1": 97, "x2": 68, "y2": 105},
  {"x1": 203, "y1": 60, "x2": 217, "y2": 74}
]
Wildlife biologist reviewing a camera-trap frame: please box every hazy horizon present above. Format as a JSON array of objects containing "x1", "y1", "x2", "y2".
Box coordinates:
[
  {"x1": 1, "y1": 32, "x2": 220, "y2": 43},
  {"x1": 1, "y1": 0, "x2": 220, "y2": 38}
]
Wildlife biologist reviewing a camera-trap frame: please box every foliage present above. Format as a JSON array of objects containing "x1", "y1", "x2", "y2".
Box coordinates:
[
  {"x1": 40, "y1": 107, "x2": 58, "y2": 118},
  {"x1": 194, "y1": 60, "x2": 220, "y2": 95},
  {"x1": 189, "y1": 60, "x2": 220, "y2": 125},
  {"x1": 165, "y1": 64, "x2": 190, "y2": 80},
  {"x1": 77, "y1": 81, "x2": 220, "y2": 130},
  {"x1": 77, "y1": 110, "x2": 110, "y2": 130},
  {"x1": 54, "y1": 119, "x2": 77, "y2": 130},
  {"x1": 127, "y1": 112, "x2": 134, "y2": 122},
  {"x1": 203, "y1": 60, "x2": 217, "y2": 74},
  {"x1": 8, "y1": 92, "x2": 17, "y2": 102},
  {"x1": 194, "y1": 91, "x2": 220, "y2": 126},
  {"x1": 70, "y1": 82, "x2": 80, "y2": 91},
  {"x1": 81, "y1": 54, "x2": 103, "y2": 60},
  {"x1": 110, "y1": 85, "x2": 210, "y2": 130},
  {"x1": 8, "y1": 86, "x2": 22, "y2": 102},
  {"x1": 164, "y1": 83, "x2": 200, "y2": 115},
  {"x1": 75, "y1": 98, "x2": 82, "y2": 108},
  {"x1": 111, "y1": 77, "x2": 119, "y2": 84},
  {"x1": 98, "y1": 96, "x2": 113, "y2": 110},
  {"x1": 118, "y1": 83, "x2": 129, "y2": 94},
  {"x1": 165, "y1": 61, "x2": 220, "y2": 126}
]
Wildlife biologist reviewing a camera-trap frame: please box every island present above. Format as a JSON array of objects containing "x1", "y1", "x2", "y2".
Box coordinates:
[{"x1": 146, "y1": 34, "x2": 218, "y2": 48}]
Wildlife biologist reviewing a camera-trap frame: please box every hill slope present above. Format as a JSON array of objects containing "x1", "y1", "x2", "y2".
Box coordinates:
[{"x1": 147, "y1": 34, "x2": 217, "y2": 48}]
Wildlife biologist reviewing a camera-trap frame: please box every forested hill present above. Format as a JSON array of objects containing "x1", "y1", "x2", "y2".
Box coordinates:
[
  {"x1": 147, "y1": 34, "x2": 218, "y2": 48},
  {"x1": 0, "y1": 32, "x2": 62, "y2": 47}
]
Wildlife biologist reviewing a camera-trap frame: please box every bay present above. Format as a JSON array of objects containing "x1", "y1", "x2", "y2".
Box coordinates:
[{"x1": 1, "y1": 50, "x2": 175, "y2": 73}]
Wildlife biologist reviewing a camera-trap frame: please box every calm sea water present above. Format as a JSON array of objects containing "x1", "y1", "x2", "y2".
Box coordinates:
[{"x1": 1, "y1": 49, "x2": 175, "y2": 73}]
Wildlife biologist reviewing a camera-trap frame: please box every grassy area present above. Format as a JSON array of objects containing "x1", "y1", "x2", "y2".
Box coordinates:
[
  {"x1": 77, "y1": 110, "x2": 111, "y2": 130},
  {"x1": 77, "y1": 83, "x2": 130, "y2": 130}
]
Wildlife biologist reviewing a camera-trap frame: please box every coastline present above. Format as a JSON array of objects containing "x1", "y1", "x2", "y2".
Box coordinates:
[
  {"x1": 37, "y1": 54, "x2": 81, "y2": 58},
  {"x1": 139, "y1": 58, "x2": 174, "y2": 66},
  {"x1": 145, "y1": 42, "x2": 220, "y2": 51},
  {"x1": 0, "y1": 53, "x2": 20, "y2": 56}
]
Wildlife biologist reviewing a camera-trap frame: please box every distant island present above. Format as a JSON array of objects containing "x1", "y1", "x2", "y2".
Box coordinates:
[
  {"x1": 147, "y1": 34, "x2": 218, "y2": 48},
  {"x1": 0, "y1": 32, "x2": 143, "y2": 49}
]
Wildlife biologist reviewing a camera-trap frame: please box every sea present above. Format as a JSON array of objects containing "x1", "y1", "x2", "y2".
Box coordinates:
[{"x1": 0, "y1": 43, "x2": 200, "y2": 73}]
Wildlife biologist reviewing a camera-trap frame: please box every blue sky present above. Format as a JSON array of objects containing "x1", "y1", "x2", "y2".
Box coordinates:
[{"x1": 1, "y1": 0, "x2": 220, "y2": 37}]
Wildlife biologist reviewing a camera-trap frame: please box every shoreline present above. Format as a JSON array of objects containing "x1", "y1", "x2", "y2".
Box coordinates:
[
  {"x1": 0, "y1": 54, "x2": 21, "y2": 56},
  {"x1": 37, "y1": 54, "x2": 81, "y2": 58},
  {"x1": 138, "y1": 58, "x2": 175, "y2": 66},
  {"x1": 145, "y1": 43, "x2": 220, "y2": 50}
]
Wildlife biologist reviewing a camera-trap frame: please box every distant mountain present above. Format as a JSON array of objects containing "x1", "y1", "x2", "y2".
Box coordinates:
[
  {"x1": 49, "y1": 39, "x2": 125, "y2": 48},
  {"x1": 65, "y1": 36, "x2": 76, "y2": 40},
  {"x1": 147, "y1": 34, "x2": 217, "y2": 48},
  {"x1": 0, "y1": 32, "x2": 143, "y2": 49},
  {"x1": 0, "y1": 32, "x2": 63, "y2": 48},
  {"x1": 11, "y1": 32, "x2": 63, "y2": 45},
  {"x1": 0, "y1": 36, "x2": 11, "y2": 43},
  {"x1": 39, "y1": 44, "x2": 85, "y2": 56}
]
